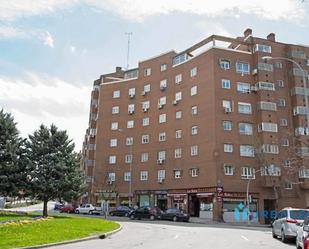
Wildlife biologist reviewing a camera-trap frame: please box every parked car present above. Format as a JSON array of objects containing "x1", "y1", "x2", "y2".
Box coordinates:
[
  {"x1": 272, "y1": 208, "x2": 309, "y2": 243},
  {"x1": 59, "y1": 204, "x2": 75, "y2": 213},
  {"x1": 54, "y1": 202, "x2": 64, "y2": 210},
  {"x1": 129, "y1": 206, "x2": 162, "y2": 220},
  {"x1": 75, "y1": 204, "x2": 96, "y2": 214},
  {"x1": 160, "y1": 208, "x2": 190, "y2": 222},
  {"x1": 109, "y1": 206, "x2": 133, "y2": 217},
  {"x1": 297, "y1": 216, "x2": 309, "y2": 249}
]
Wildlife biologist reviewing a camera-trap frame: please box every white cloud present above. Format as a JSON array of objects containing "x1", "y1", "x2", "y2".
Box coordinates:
[
  {"x1": 0, "y1": 0, "x2": 307, "y2": 22},
  {"x1": 71, "y1": 46, "x2": 76, "y2": 53},
  {"x1": 40, "y1": 31, "x2": 54, "y2": 48},
  {"x1": 0, "y1": 72, "x2": 91, "y2": 150}
]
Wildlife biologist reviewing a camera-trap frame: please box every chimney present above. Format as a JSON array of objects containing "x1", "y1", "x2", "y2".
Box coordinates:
[
  {"x1": 115, "y1": 66, "x2": 122, "y2": 72},
  {"x1": 243, "y1": 28, "x2": 252, "y2": 38},
  {"x1": 267, "y1": 33, "x2": 275, "y2": 42}
]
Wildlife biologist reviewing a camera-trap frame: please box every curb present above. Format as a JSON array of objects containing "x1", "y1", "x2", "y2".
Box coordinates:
[{"x1": 17, "y1": 224, "x2": 122, "y2": 249}]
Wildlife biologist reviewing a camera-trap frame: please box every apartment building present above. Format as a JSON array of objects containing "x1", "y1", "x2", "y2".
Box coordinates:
[{"x1": 82, "y1": 28, "x2": 309, "y2": 223}]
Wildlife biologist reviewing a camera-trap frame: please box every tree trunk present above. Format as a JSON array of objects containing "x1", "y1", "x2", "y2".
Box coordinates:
[{"x1": 43, "y1": 199, "x2": 48, "y2": 217}]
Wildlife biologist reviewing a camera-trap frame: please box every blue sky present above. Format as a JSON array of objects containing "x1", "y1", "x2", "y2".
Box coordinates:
[{"x1": 0, "y1": 0, "x2": 308, "y2": 150}]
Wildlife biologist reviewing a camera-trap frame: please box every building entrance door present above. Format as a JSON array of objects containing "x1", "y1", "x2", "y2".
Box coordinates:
[
  {"x1": 264, "y1": 199, "x2": 276, "y2": 224},
  {"x1": 189, "y1": 194, "x2": 200, "y2": 217}
]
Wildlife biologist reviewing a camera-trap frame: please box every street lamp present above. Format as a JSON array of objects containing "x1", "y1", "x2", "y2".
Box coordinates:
[
  {"x1": 118, "y1": 129, "x2": 133, "y2": 207},
  {"x1": 262, "y1": 56, "x2": 309, "y2": 128}
]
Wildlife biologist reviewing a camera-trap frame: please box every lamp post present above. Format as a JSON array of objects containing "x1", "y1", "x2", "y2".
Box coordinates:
[
  {"x1": 118, "y1": 129, "x2": 133, "y2": 207},
  {"x1": 262, "y1": 56, "x2": 309, "y2": 129}
]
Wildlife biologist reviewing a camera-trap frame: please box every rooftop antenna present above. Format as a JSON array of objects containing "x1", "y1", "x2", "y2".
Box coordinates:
[{"x1": 125, "y1": 32, "x2": 133, "y2": 70}]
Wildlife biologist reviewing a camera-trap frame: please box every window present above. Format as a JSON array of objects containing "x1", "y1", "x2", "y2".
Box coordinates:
[
  {"x1": 141, "y1": 153, "x2": 149, "y2": 162},
  {"x1": 236, "y1": 62, "x2": 250, "y2": 74},
  {"x1": 126, "y1": 137, "x2": 133, "y2": 146},
  {"x1": 125, "y1": 154, "x2": 132, "y2": 163},
  {"x1": 109, "y1": 155, "x2": 116, "y2": 164},
  {"x1": 191, "y1": 106, "x2": 198, "y2": 115},
  {"x1": 173, "y1": 53, "x2": 188, "y2": 65},
  {"x1": 142, "y1": 117, "x2": 149, "y2": 126},
  {"x1": 124, "y1": 172, "x2": 131, "y2": 182},
  {"x1": 112, "y1": 106, "x2": 119, "y2": 114},
  {"x1": 111, "y1": 122, "x2": 118, "y2": 130},
  {"x1": 158, "y1": 151, "x2": 166, "y2": 160},
  {"x1": 285, "y1": 181, "x2": 293, "y2": 190},
  {"x1": 278, "y1": 98, "x2": 286, "y2": 107},
  {"x1": 160, "y1": 79, "x2": 167, "y2": 90},
  {"x1": 241, "y1": 167, "x2": 255, "y2": 179},
  {"x1": 277, "y1": 80, "x2": 284, "y2": 87},
  {"x1": 240, "y1": 145, "x2": 255, "y2": 157},
  {"x1": 284, "y1": 160, "x2": 291, "y2": 167},
  {"x1": 222, "y1": 100, "x2": 232, "y2": 112},
  {"x1": 159, "y1": 132, "x2": 166, "y2": 142},
  {"x1": 258, "y1": 122, "x2": 278, "y2": 133},
  {"x1": 281, "y1": 138, "x2": 289, "y2": 146},
  {"x1": 159, "y1": 114, "x2": 166, "y2": 123},
  {"x1": 142, "y1": 101, "x2": 150, "y2": 112},
  {"x1": 261, "y1": 144, "x2": 279, "y2": 154},
  {"x1": 191, "y1": 126, "x2": 198, "y2": 135},
  {"x1": 239, "y1": 123, "x2": 253, "y2": 135},
  {"x1": 257, "y1": 101, "x2": 277, "y2": 111},
  {"x1": 175, "y1": 111, "x2": 182, "y2": 119},
  {"x1": 190, "y1": 168, "x2": 199, "y2": 177},
  {"x1": 113, "y1": 90, "x2": 120, "y2": 98},
  {"x1": 191, "y1": 145, "x2": 198, "y2": 156},
  {"x1": 175, "y1": 92, "x2": 182, "y2": 101},
  {"x1": 175, "y1": 74, "x2": 182, "y2": 84},
  {"x1": 175, "y1": 130, "x2": 182, "y2": 139},
  {"x1": 237, "y1": 82, "x2": 251, "y2": 93},
  {"x1": 140, "y1": 171, "x2": 148, "y2": 181},
  {"x1": 110, "y1": 138, "x2": 117, "y2": 147},
  {"x1": 174, "y1": 170, "x2": 182, "y2": 179},
  {"x1": 293, "y1": 106, "x2": 309, "y2": 116},
  {"x1": 158, "y1": 170, "x2": 166, "y2": 181},
  {"x1": 238, "y1": 102, "x2": 252, "y2": 114},
  {"x1": 222, "y1": 121, "x2": 232, "y2": 131},
  {"x1": 158, "y1": 96, "x2": 166, "y2": 107},
  {"x1": 254, "y1": 44, "x2": 271, "y2": 53},
  {"x1": 258, "y1": 63, "x2": 273, "y2": 72},
  {"x1": 224, "y1": 144, "x2": 233, "y2": 153},
  {"x1": 224, "y1": 164, "x2": 234, "y2": 176},
  {"x1": 295, "y1": 127, "x2": 309, "y2": 136},
  {"x1": 143, "y1": 84, "x2": 151, "y2": 93},
  {"x1": 160, "y1": 63, "x2": 167, "y2": 72},
  {"x1": 220, "y1": 59, "x2": 230, "y2": 70},
  {"x1": 280, "y1": 118, "x2": 288, "y2": 127},
  {"x1": 108, "y1": 173, "x2": 116, "y2": 182},
  {"x1": 129, "y1": 88, "x2": 136, "y2": 97},
  {"x1": 144, "y1": 68, "x2": 151, "y2": 76},
  {"x1": 275, "y1": 62, "x2": 283, "y2": 69},
  {"x1": 261, "y1": 165, "x2": 281, "y2": 176},
  {"x1": 221, "y1": 79, "x2": 230, "y2": 89},
  {"x1": 127, "y1": 120, "x2": 134, "y2": 128},
  {"x1": 190, "y1": 67, "x2": 197, "y2": 77},
  {"x1": 175, "y1": 148, "x2": 182, "y2": 158},
  {"x1": 142, "y1": 134, "x2": 149, "y2": 144},
  {"x1": 191, "y1": 86, "x2": 197, "y2": 96},
  {"x1": 128, "y1": 104, "x2": 135, "y2": 114}
]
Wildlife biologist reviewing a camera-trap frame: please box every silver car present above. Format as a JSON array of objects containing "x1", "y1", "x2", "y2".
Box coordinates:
[
  {"x1": 296, "y1": 216, "x2": 309, "y2": 249},
  {"x1": 272, "y1": 208, "x2": 309, "y2": 243}
]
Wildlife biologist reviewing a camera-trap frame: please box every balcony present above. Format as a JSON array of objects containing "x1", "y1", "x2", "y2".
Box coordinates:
[
  {"x1": 299, "y1": 169, "x2": 309, "y2": 189},
  {"x1": 261, "y1": 176, "x2": 281, "y2": 188}
]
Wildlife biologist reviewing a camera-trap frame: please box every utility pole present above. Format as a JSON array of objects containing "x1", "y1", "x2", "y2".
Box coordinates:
[{"x1": 125, "y1": 32, "x2": 133, "y2": 70}]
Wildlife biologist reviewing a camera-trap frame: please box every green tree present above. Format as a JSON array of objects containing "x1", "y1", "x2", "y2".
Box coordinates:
[
  {"x1": 0, "y1": 109, "x2": 27, "y2": 197},
  {"x1": 26, "y1": 124, "x2": 84, "y2": 217}
]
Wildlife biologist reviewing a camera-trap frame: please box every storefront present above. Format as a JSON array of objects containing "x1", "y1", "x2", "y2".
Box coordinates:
[
  {"x1": 95, "y1": 190, "x2": 118, "y2": 207},
  {"x1": 197, "y1": 193, "x2": 214, "y2": 219},
  {"x1": 167, "y1": 193, "x2": 188, "y2": 211}
]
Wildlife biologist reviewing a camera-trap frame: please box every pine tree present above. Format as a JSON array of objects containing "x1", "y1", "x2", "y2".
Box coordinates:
[
  {"x1": 0, "y1": 109, "x2": 27, "y2": 197},
  {"x1": 26, "y1": 124, "x2": 85, "y2": 217}
]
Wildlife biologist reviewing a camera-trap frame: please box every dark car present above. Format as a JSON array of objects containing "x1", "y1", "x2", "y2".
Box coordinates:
[
  {"x1": 129, "y1": 206, "x2": 162, "y2": 220},
  {"x1": 59, "y1": 204, "x2": 75, "y2": 213},
  {"x1": 109, "y1": 206, "x2": 133, "y2": 217},
  {"x1": 54, "y1": 202, "x2": 64, "y2": 210},
  {"x1": 160, "y1": 208, "x2": 190, "y2": 222}
]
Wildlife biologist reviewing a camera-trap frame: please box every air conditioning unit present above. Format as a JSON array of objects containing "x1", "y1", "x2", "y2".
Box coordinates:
[
  {"x1": 252, "y1": 69, "x2": 258, "y2": 75},
  {"x1": 129, "y1": 93, "x2": 135, "y2": 98},
  {"x1": 173, "y1": 100, "x2": 178, "y2": 105},
  {"x1": 160, "y1": 85, "x2": 167, "y2": 91},
  {"x1": 250, "y1": 86, "x2": 258, "y2": 92},
  {"x1": 128, "y1": 110, "x2": 134, "y2": 114},
  {"x1": 224, "y1": 107, "x2": 232, "y2": 113},
  {"x1": 107, "y1": 180, "x2": 113, "y2": 185},
  {"x1": 141, "y1": 91, "x2": 146, "y2": 96},
  {"x1": 158, "y1": 178, "x2": 164, "y2": 184},
  {"x1": 143, "y1": 108, "x2": 148, "y2": 112},
  {"x1": 158, "y1": 103, "x2": 163, "y2": 109},
  {"x1": 157, "y1": 159, "x2": 164, "y2": 165}
]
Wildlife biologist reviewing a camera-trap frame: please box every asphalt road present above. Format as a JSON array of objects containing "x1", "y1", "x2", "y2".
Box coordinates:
[{"x1": 48, "y1": 219, "x2": 295, "y2": 249}]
